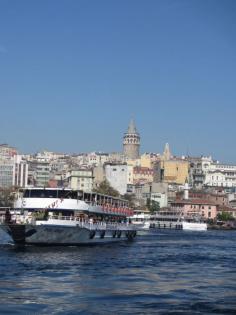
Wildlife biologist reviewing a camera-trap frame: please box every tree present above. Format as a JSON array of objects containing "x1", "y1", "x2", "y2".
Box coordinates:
[
  {"x1": 123, "y1": 193, "x2": 135, "y2": 208},
  {"x1": 217, "y1": 211, "x2": 234, "y2": 221},
  {"x1": 0, "y1": 187, "x2": 16, "y2": 207},
  {"x1": 146, "y1": 198, "x2": 160, "y2": 213},
  {"x1": 93, "y1": 180, "x2": 120, "y2": 197}
]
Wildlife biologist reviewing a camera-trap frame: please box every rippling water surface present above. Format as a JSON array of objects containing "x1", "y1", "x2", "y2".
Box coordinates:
[{"x1": 0, "y1": 229, "x2": 235, "y2": 315}]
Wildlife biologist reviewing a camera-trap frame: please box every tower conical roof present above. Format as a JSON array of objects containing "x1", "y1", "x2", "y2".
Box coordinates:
[{"x1": 127, "y1": 119, "x2": 138, "y2": 134}]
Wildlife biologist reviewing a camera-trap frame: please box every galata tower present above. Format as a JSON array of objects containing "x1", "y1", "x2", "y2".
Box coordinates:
[{"x1": 123, "y1": 119, "x2": 140, "y2": 159}]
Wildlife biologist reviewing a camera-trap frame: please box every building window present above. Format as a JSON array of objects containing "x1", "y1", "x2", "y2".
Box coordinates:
[{"x1": 208, "y1": 212, "x2": 211, "y2": 218}]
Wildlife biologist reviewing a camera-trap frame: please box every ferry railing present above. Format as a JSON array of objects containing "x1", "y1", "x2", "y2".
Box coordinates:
[
  {"x1": 4, "y1": 214, "x2": 135, "y2": 230},
  {"x1": 47, "y1": 215, "x2": 134, "y2": 230}
]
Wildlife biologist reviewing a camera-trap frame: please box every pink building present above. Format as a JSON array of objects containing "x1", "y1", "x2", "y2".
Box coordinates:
[{"x1": 171, "y1": 199, "x2": 217, "y2": 220}]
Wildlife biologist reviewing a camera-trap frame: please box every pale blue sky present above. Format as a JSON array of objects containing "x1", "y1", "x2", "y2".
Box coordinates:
[{"x1": 0, "y1": 0, "x2": 235, "y2": 162}]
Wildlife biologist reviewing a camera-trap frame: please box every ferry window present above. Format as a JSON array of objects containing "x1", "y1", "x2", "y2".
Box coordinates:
[
  {"x1": 58, "y1": 190, "x2": 69, "y2": 199},
  {"x1": 30, "y1": 190, "x2": 43, "y2": 198},
  {"x1": 23, "y1": 190, "x2": 30, "y2": 198},
  {"x1": 45, "y1": 190, "x2": 57, "y2": 198},
  {"x1": 30, "y1": 190, "x2": 58, "y2": 198},
  {"x1": 57, "y1": 190, "x2": 77, "y2": 199}
]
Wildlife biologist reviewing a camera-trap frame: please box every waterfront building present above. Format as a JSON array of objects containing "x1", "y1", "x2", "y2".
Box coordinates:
[
  {"x1": 67, "y1": 169, "x2": 94, "y2": 192},
  {"x1": 177, "y1": 189, "x2": 228, "y2": 207},
  {"x1": 171, "y1": 199, "x2": 217, "y2": 220},
  {"x1": 123, "y1": 119, "x2": 140, "y2": 160}
]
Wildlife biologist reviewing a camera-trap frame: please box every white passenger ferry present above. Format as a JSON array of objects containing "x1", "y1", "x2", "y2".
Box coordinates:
[
  {"x1": 0, "y1": 188, "x2": 137, "y2": 246},
  {"x1": 148, "y1": 210, "x2": 207, "y2": 231}
]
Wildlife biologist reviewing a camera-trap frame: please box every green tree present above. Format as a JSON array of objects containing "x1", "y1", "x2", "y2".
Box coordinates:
[
  {"x1": 217, "y1": 211, "x2": 234, "y2": 221},
  {"x1": 122, "y1": 193, "x2": 135, "y2": 208},
  {"x1": 93, "y1": 180, "x2": 120, "y2": 197},
  {"x1": 0, "y1": 187, "x2": 16, "y2": 207},
  {"x1": 146, "y1": 198, "x2": 160, "y2": 213}
]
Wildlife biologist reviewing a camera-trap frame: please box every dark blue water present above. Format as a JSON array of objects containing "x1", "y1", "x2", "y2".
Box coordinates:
[{"x1": 0, "y1": 229, "x2": 235, "y2": 315}]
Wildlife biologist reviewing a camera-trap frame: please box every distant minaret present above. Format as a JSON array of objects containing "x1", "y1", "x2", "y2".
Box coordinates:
[
  {"x1": 163, "y1": 143, "x2": 171, "y2": 160},
  {"x1": 123, "y1": 119, "x2": 140, "y2": 159},
  {"x1": 184, "y1": 178, "x2": 189, "y2": 200}
]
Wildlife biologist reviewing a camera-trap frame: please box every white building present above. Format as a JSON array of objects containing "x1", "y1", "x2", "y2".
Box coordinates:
[
  {"x1": 14, "y1": 155, "x2": 28, "y2": 187},
  {"x1": 67, "y1": 169, "x2": 94, "y2": 192},
  {"x1": 28, "y1": 160, "x2": 50, "y2": 187},
  {"x1": 0, "y1": 159, "x2": 14, "y2": 187},
  {"x1": 141, "y1": 182, "x2": 168, "y2": 208},
  {"x1": 205, "y1": 163, "x2": 236, "y2": 188},
  {"x1": 105, "y1": 164, "x2": 128, "y2": 195},
  {"x1": 150, "y1": 192, "x2": 168, "y2": 208},
  {"x1": 127, "y1": 165, "x2": 134, "y2": 185},
  {"x1": 87, "y1": 152, "x2": 109, "y2": 167},
  {"x1": 0, "y1": 155, "x2": 28, "y2": 188}
]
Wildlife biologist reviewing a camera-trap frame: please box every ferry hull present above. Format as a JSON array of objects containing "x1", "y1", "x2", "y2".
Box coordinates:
[
  {"x1": 182, "y1": 222, "x2": 207, "y2": 231},
  {"x1": 0, "y1": 224, "x2": 136, "y2": 246}
]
